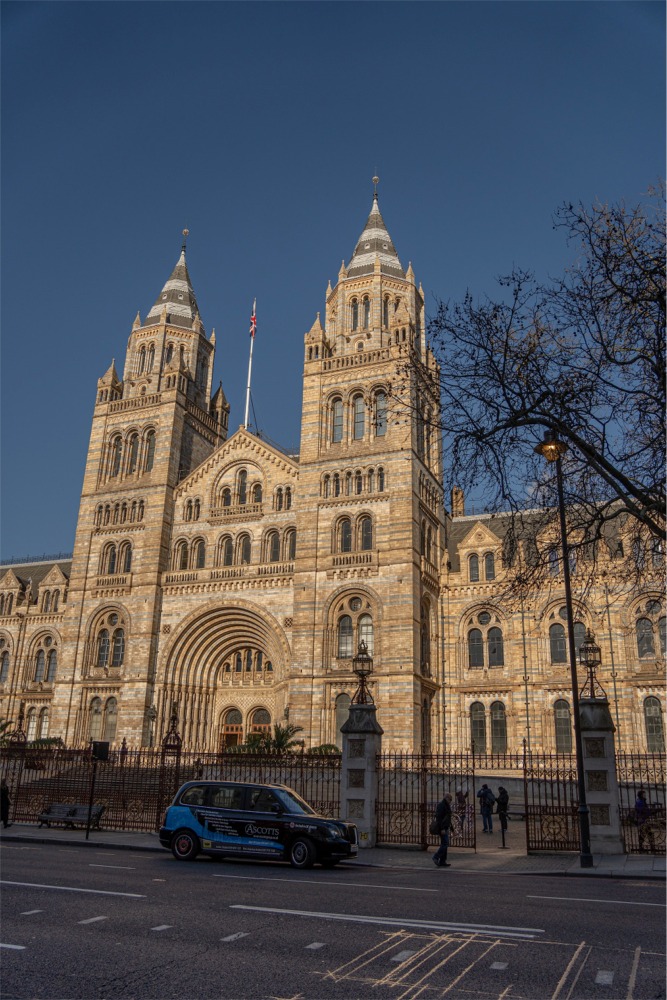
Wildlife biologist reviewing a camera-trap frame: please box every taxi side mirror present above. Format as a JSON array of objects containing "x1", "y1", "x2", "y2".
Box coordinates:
[{"x1": 270, "y1": 803, "x2": 283, "y2": 815}]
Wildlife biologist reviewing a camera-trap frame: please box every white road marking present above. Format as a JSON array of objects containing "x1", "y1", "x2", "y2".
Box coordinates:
[
  {"x1": 595, "y1": 971, "x2": 614, "y2": 985},
  {"x1": 391, "y1": 949, "x2": 416, "y2": 962},
  {"x1": 491, "y1": 962, "x2": 509, "y2": 970},
  {"x1": 528, "y1": 894, "x2": 665, "y2": 908},
  {"x1": 89, "y1": 864, "x2": 136, "y2": 870},
  {"x1": 230, "y1": 905, "x2": 544, "y2": 941},
  {"x1": 152, "y1": 879, "x2": 166, "y2": 882},
  {"x1": 151, "y1": 925, "x2": 172, "y2": 932},
  {"x1": 212, "y1": 873, "x2": 436, "y2": 893},
  {"x1": 305, "y1": 942, "x2": 326, "y2": 950},
  {"x1": 78, "y1": 916, "x2": 108, "y2": 925},
  {"x1": 20, "y1": 910, "x2": 43, "y2": 915},
  {"x1": 0, "y1": 943, "x2": 26, "y2": 950},
  {"x1": 1, "y1": 880, "x2": 145, "y2": 898},
  {"x1": 627, "y1": 945, "x2": 641, "y2": 1000},
  {"x1": 221, "y1": 932, "x2": 250, "y2": 942}
]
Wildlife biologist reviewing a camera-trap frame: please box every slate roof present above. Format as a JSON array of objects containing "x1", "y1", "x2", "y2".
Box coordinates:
[
  {"x1": 144, "y1": 245, "x2": 203, "y2": 332},
  {"x1": 347, "y1": 194, "x2": 405, "y2": 279},
  {"x1": 0, "y1": 559, "x2": 71, "y2": 591}
]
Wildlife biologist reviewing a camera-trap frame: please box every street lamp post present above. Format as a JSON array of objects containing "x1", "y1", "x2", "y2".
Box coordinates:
[
  {"x1": 535, "y1": 432, "x2": 593, "y2": 868},
  {"x1": 351, "y1": 641, "x2": 374, "y2": 705}
]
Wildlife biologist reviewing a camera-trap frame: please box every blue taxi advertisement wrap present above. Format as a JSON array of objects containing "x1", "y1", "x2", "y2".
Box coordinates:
[{"x1": 160, "y1": 781, "x2": 358, "y2": 869}]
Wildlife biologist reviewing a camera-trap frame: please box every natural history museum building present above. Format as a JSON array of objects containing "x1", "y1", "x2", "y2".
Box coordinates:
[{"x1": 0, "y1": 191, "x2": 664, "y2": 754}]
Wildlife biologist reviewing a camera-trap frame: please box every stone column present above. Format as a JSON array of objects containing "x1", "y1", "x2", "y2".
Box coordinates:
[
  {"x1": 579, "y1": 697, "x2": 625, "y2": 854},
  {"x1": 340, "y1": 703, "x2": 384, "y2": 849}
]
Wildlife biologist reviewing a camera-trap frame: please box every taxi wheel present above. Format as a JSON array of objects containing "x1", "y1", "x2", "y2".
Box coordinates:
[
  {"x1": 289, "y1": 837, "x2": 315, "y2": 869},
  {"x1": 171, "y1": 829, "x2": 200, "y2": 861}
]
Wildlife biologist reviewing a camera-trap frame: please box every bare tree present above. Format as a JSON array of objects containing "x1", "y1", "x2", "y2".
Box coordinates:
[{"x1": 404, "y1": 186, "x2": 665, "y2": 590}]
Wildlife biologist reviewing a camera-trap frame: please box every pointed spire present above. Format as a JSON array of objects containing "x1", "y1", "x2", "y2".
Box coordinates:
[
  {"x1": 132, "y1": 311, "x2": 141, "y2": 329},
  {"x1": 98, "y1": 359, "x2": 121, "y2": 386},
  {"x1": 347, "y1": 178, "x2": 404, "y2": 279},
  {"x1": 145, "y1": 230, "x2": 204, "y2": 332}
]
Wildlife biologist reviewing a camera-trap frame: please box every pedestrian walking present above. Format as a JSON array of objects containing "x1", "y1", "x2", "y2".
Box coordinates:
[
  {"x1": 496, "y1": 786, "x2": 509, "y2": 832},
  {"x1": 455, "y1": 788, "x2": 468, "y2": 832},
  {"x1": 635, "y1": 789, "x2": 654, "y2": 853},
  {"x1": 477, "y1": 783, "x2": 495, "y2": 833},
  {"x1": 1, "y1": 779, "x2": 11, "y2": 828},
  {"x1": 432, "y1": 793, "x2": 453, "y2": 867}
]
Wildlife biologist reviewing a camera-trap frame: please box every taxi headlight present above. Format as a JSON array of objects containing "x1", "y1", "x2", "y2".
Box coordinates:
[{"x1": 323, "y1": 822, "x2": 343, "y2": 840}]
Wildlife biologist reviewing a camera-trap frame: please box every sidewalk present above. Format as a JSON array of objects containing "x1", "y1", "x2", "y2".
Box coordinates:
[{"x1": 2, "y1": 823, "x2": 664, "y2": 880}]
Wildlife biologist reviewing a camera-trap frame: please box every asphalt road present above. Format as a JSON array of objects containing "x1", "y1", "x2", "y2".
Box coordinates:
[{"x1": 1, "y1": 841, "x2": 665, "y2": 1000}]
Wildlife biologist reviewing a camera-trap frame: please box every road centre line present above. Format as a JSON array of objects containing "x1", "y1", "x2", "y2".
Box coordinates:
[
  {"x1": 230, "y1": 905, "x2": 544, "y2": 941},
  {"x1": 212, "y1": 873, "x2": 436, "y2": 892},
  {"x1": 527, "y1": 894, "x2": 665, "y2": 908},
  {"x1": 89, "y1": 864, "x2": 136, "y2": 870},
  {"x1": 78, "y1": 916, "x2": 108, "y2": 925},
  {"x1": 221, "y1": 932, "x2": 249, "y2": 942},
  {"x1": 1, "y1": 880, "x2": 145, "y2": 898},
  {"x1": 0, "y1": 943, "x2": 26, "y2": 950},
  {"x1": 20, "y1": 910, "x2": 43, "y2": 915}
]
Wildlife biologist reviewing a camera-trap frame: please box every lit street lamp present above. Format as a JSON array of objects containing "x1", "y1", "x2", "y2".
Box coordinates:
[
  {"x1": 535, "y1": 431, "x2": 593, "y2": 868},
  {"x1": 351, "y1": 640, "x2": 374, "y2": 705}
]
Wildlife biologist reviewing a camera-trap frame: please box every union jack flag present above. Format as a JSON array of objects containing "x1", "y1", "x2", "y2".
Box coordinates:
[{"x1": 249, "y1": 300, "x2": 257, "y2": 339}]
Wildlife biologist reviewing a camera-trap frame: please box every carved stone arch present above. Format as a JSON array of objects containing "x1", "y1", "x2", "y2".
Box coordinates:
[
  {"x1": 536, "y1": 597, "x2": 589, "y2": 627},
  {"x1": 158, "y1": 599, "x2": 292, "y2": 692},
  {"x1": 322, "y1": 582, "x2": 383, "y2": 627},
  {"x1": 458, "y1": 602, "x2": 506, "y2": 633}
]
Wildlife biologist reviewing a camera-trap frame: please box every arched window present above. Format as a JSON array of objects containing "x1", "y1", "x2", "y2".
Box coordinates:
[
  {"x1": 193, "y1": 539, "x2": 206, "y2": 569},
  {"x1": 420, "y1": 602, "x2": 431, "y2": 674},
  {"x1": 375, "y1": 392, "x2": 387, "y2": 436},
  {"x1": 38, "y1": 707, "x2": 49, "y2": 740},
  {"x1": 490, "y1": 702, "x2": 507, "y2": 753},
  {"x1": 138, "y1": 346, "x2": 146, "y2": 373},
  {"x1": 339, "y1": 519, "x2": 352, "y2": 553},
  {"x1": 338, "y1": 615, "x2": 353, "y2": 658},
  {"x1": 484, "y1": 553, "x2": 495, "y2": 580},
  {"x1": 46, "y1": 649, "x2": 57, "y2": 682},
  {"x1": 332, "y1": 399, "x2": 343, "y2": 443},
  {"x1": 377, "y1": 467, "x2": 385, "y2": 492},
  {"x1": 222, "y1": 487, "x2": 232, "y2": 507},
  {"x1": 554, "y1": 700, "x2": 572, "y2": 753},
  {"x1": 52, "y1": 591, "x2": 59, "y2": 613},
  {"x1": 120, "y1": 543, "x2": 132, "y2": 574},
  {"x1": 185, "y1": 500, "x2": 193, "y2": 521},
  {"x1": 144, "y1": 430, "x2": 156, "y2": 472},
  {"x1": 360, "y1": 516, "x2": 373, "y2": 551},
  {"x1": 323, "y1": 475, "x2": 330, "y2": 498},
  {"x1": 239, "y1": 534, "x2": 251, "y2": 565},
  {"x1": 110, "y1": 436, "x2": 122, "y2": 477},
  {"x1": 127, "y1": 434, "x2": 139, "y2": 474},
  {"x1": 97, "y1": 629, "x2": 110, "y2": 668},
  {"x1": 351, "y1": 299, "x2": 359, "y2": 331},
  {"x1": 636, "y1": 618, "x2": 655, "y2": 658},
  {"x1": 470, "y1": 702, "x2": 486, "y2": 753},
  {"x1": 383, "y1": 297, "x2": 389, "y2": 329},
  {"x1": 165, "y1": 343, "x2": 174, "y2": 365},
  {"x1": 222, "y1": 536, "x2": 233, "y2": 566},
  {"x1": 268, "y1": 531, "x2": 280, "y2": 563},
  {"x1": 89, "y1": 698, "x2": 103, "y2": 740},
  {"x1": 352, "y1": 395, "x2": 365, "y2": 440},
  {"x1": 345, "y1": 471, "x2": 352, "y2": 495},
  {"x1": 222, "y1": 708, "x2": 243, "y2": 747},
  {"x1": 235, "y1": 652, "x2": 243, "y2": 672},
  {"x1": 252, "y1": 483, "x2": 262, "y2": 503},
  {"x1": 238, "y1": 470, "x2": 248, "y2": 505},
  {"x1": 333, "y1": 473, "x2": 341, "y2": 497},
  {"x1": 549, "y1": 549, "x2": 560, "y2": 575},
  {"x1": 246, "y1": 649, "x2": 253, "y2": 671},
  {"x1": 286, "y1": 529, "x2": 296, "y2": 561},
  {"x1": 335, "y1": 693, "x2": 351, "y2": 747},
  {"x1": 362, "y1": 297, "x2": 370, "y2": 328},
  {"x1": 468, "y1": 629, "x2": 484, "y2": 668},
  {"x1": 285, "y1": 487, "x2": 292, "y2": 510},
  {"x1": 250, "y1": 708, "x2": 271, "y2": 735},
  {"x1": 550, "y1": 623, "x2": 567, "y2": 663},
  {"x1": 103, "y1": 698, "x2": 118, "y2": 742},
  {"x1": 42, "y1": 591, "x2": 51, "y2": 613},
  {"x1": 660, "y1": 617, "x2": 666, "y2": 655},
  {"x1": 573, "y1": 621, "x2": 586, "y2": 657},
  {"x1": 359, "y1": 614, "x2": 374, "y2": 654},
  {"x1": 0, "y1": 651, "x2": 9, "y2": 683},
  {"x1": 355, "y1": 471, "x2": 363, "y2": 495},
  {"x1": 644, "y1": 697, "x2": 665, "y2": 752},
  {"x1": 488, "y1": 627, "x2": 504, "y2": 666},
  {"x1": 5, "y1": 595, "x2": 12, "y2": 615},
  {"x1": 193, "y1": 499, "x2": 201, "y2": 520},
  {"x1": 176, "y1": 541, "x2": 188, "y2": 571},
  {"x1": 147, "y1": 344, "x2": 155, "y2": 370},
  {"x1": 368, "y1": 469, "x2": 375, "y2": 492},
  {"x1": 35, "y1": 649, "x2": 46, "y2": 683},
  {"x1": 469, "y1": 554, "x2": 479, "y2": 582},
  {"x1": 111, "y1": 628, "x2": 125, "y2": 667},
  {"x1": 26, "y1": 707, "x2": 37, "y2": 741}
]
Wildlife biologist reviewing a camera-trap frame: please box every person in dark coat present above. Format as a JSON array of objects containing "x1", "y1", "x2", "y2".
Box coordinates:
[
  {"x1": 496, "y1": 786, "x2": 509, "y2": 832},
  {"x1": 432, "y1": 793, "x2": 453, "y2": 867},
  {"x1": 1, "y1": 779, "x2": 11, "y2": 829},
  {"x1": 477, "y1": 784, "x2": 495, "y2": 833}
]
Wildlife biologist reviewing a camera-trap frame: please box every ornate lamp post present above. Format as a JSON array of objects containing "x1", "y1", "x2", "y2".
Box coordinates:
[
  {"x1": 535, "y1": 431, "x2": 593, "y2": 868},
  {"x1": 351, "y1": 641, "x2": 374, "y2": 705},
  {"x1": 579, "y1": 628, "x2": 606, "y2": 700}
]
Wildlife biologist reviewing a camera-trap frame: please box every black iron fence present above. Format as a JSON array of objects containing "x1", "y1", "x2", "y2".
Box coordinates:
[
  {"x1": 0, "y1": 743, "x2": 341, "y2": 833},
  {"x1": 522, "y1": 749, "x2": 580, "y2": 852},
  {"x1": 617, "y1": 752, "x2": 666, "y2": 855},
  {"x1": 376, "y1": 751, "x2": 475, "y2": 850}
]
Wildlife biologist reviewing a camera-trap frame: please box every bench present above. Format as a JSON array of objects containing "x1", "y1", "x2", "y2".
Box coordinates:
[{"x1": 38, "y1": 803, "x2": 105, "y2": 830}]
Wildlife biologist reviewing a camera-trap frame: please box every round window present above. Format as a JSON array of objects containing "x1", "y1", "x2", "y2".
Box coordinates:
[
  {"x1": 108, "y1": 613, "x2": 119, "y2": 626},
  {"x1": 349, "y1": 597, "x2": 362, "y2": 612},
  {"x1": 44, "y1": 636, "x2": 52, "y2": 647},
  {"x1": 559, "y1": 607, "x2": 568, "y2": 621},
  {"x1": 646, "y1": 599, "x2": 661, "y2": 616},
  {"x1": 478, "y1": 612, "x2": 491, "y2": 626}
]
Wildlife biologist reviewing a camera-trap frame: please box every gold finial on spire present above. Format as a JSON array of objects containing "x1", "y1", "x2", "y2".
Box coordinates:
[
  {"x1": 372, "y1": 175, "x2": 380, "y2": 197},
  {"x1": 182, "y1": 228, "x2": 189, "y2": 253}
]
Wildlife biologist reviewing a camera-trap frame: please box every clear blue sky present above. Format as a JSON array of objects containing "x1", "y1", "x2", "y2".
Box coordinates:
[{"x1": 1, "y1": 1, "x2": 664, "y2": 561}]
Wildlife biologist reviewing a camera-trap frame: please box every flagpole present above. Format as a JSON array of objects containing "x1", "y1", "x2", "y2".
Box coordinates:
[{"x1": 244, "y1": 299, "x2": 256, "y2": 429}]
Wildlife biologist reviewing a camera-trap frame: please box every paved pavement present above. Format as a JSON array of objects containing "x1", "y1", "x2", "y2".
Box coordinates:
[{"x1": 1, "y1": 822, "x2": 664, "y2": 880}]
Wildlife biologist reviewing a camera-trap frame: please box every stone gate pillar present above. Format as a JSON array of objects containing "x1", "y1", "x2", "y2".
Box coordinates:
[
  {"x1": 579, "y1": 696, "x2": 625, "y2": 854},
  {"x1": 340, "y1": 704, "x2": 383, "y2": 849}
]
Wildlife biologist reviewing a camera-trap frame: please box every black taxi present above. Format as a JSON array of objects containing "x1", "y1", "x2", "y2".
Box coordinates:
[{"x1": 159, "y1": 780, "x2": 358, "y2": 868}]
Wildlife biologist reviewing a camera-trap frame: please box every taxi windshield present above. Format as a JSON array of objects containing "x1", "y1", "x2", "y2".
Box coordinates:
[{"x1": 275, "y1": 788, "x2": 316, "y2": 815}]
